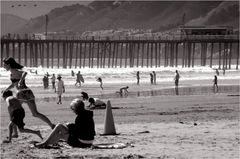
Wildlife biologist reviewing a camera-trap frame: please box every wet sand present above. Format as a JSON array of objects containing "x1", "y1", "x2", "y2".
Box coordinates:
[{"x1": 0, "y1": 78, "x2": 239, "y2": 158}]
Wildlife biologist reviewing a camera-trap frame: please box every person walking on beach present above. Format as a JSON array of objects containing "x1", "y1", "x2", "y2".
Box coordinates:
[
  {"x1": 213, "y1": 75, "x2": 218, "y2": 93},
  {"x1": 2, "y1": 90, "x2": 43, "y2": 143},
  {"x1": 51, "y1": 74, "x2": 56, "y2": 89},
  {"x1": 152, "y1": 71, "x2": 156, "y2": 85},
  {"x1": 97, "y1": 77, "x2": 103, "y2": 90},
  {"x1": 136, "y1": 71, "x2": 140, "y2": 85},
  {"x1": 36, "y1": 98, "x2": 95, "y2": 148},
  {"x1": 75, "y1": 71, "x2": 84, "y2": 87},
  {"x1": 55, "y1": 75, "x2": 65, "y2": 104},
  {"x1": 150, "y1": 73, "x2": 154, "y2": 85},
  {"x1": 3, "y1": 57, "x2": 55, "y2": 129}
]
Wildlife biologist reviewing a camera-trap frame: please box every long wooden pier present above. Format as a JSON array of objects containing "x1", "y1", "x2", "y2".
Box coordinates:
[{"x1": 1, "y1": 35, "x2": 239, "y2": 69}]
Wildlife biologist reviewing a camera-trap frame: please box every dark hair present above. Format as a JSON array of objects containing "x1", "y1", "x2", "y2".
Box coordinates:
[
  {"x1": 81, "y1": 92, "x2": 89, "y2": 100},
  {"x1": 88, "y1": 97, "x2": 95, "y2": 104},
  {"x1": 3, "y1": 57, "x2": 24, "y2": 69},
  {"x1": 2, "y1": 90, "x2": 13, "y2": 98},
  {"x1": 70, "y1": 98, "x2": 85, "y2": 115}
]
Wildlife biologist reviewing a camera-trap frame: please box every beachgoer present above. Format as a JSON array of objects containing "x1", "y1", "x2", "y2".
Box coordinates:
[
  {"x1": 150, "y1": 73, "x2": 154, "y2": 85},
  {"x1": 42, "y1": 76, "x2": 48, "y2": 89},
  {"x1": 45, "y1": 72, "x2": 50, "y2": 88},
  {"x1": 81, "y1": 92, "x2": 89, "y2": 101},
  {"x1": 223, "y1": 67, "x2": 226, "y2": 76},
  {"x1": 35, "y1": 98, "x2": 95, "y2": 148},
  {"x1": 71, "y1": 70, "x2": 75, "y2": 77},
  {"x1": 75, "y1": 71, "x2": 83, "y2": 87},
  {"x1": 213, "y1": 75, "x2": 218, "y2": 93},
  {"x1": 51, "y1": 74, "x2": 56, "y2": 89},
  {"x1": 2, "y1": 90, "x2": 43, "y2": 143},
  {"x1": 3, "y1": 57, "x2": 55, "y2": 129},
  {"x1": 216, "y1": 69, "x2": 219, "y2": 76},
  {"x1": 55, "y1": 75, "x2": 65, "y2": 104},
  {"x1": 152, "y1": 71, "x2": 156, "y2": 85},
  {"x1": 174, "y1": 70, "x2": 180, "y2": 87},
  {"x1": 136, "y1": 71, "x2": 140, "y2": 85},
  {"x1": 97, "y1": 77, "x2": 103, "y2": 90},
  {"x1": 116, "y1": 86, "x2": 129, "y2": 96},
  {"x1": 88, "y1": 97, "x2": 106, "y2": 109}
]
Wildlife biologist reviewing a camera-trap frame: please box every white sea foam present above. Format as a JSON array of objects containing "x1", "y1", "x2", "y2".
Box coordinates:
[{"x1": 0, "y1": 65, "x2": 239, "y2": 88}]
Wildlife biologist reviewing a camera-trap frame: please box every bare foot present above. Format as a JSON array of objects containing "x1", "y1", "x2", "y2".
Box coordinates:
[{"x1": 36, "y1": 131, "x2": 43, "y2": 140}]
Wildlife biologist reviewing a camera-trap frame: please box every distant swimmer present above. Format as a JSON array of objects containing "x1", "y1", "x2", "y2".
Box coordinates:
[
  {"x1": 96, "y1": 77, "x2": 103, "y2": 90},
  {"x1": 213, "y1": 75, "x2": 218, "y2": 93},
  {"x1": 116, "y1": 86, "x2": 129, "y2": 96}
]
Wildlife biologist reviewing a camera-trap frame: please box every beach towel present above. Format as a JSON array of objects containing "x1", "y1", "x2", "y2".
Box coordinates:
[{"x1": 92, "y1": 143, "x2": 133, "y2": 149}]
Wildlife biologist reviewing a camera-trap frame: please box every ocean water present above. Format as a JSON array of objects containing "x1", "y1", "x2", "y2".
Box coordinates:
[{"x1": 0, "y1": 64, "x2": 239, "y2": 88}]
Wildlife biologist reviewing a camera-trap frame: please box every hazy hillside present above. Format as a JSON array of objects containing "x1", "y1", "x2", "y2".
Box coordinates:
[
  {"x1": 1, "y1": 13, "x2": 27, "y2": 35},
  {"x1": 187, "y1": 1, "x2": 239, "y2": 28},
  {"x1": 3, "y1": 1, "x2": 239, "y2": 35}
]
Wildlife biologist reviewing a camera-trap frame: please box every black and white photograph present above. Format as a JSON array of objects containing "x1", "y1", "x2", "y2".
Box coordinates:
[{"x1": 0, "y1": 0, "x2": 239, "y2": 158}]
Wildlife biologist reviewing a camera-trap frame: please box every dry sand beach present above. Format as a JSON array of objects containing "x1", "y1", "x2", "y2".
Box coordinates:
[{"x1": 0, "y1": 79, "x2": 239, "y2": 159}]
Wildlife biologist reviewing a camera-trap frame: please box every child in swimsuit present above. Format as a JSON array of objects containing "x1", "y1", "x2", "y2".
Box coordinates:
[{"x1": 2, "y1": 90, "x2": 42, "y2": 143}]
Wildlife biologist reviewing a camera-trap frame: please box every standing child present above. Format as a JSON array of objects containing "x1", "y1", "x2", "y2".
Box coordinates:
[
  {"x1": 2, "y1": 90, "x2": 42, "y2": 143},
  {"x1": 97, "y1": 77, "x2": 103, "y2": 90},
  {"x1": 55, "y1": 75, "x2": 65, "y2": 104}
]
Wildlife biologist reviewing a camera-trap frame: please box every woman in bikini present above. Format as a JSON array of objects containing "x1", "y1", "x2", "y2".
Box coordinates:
[{"x1": 3, "y1": 57, "x2": 55, "y2": 130}]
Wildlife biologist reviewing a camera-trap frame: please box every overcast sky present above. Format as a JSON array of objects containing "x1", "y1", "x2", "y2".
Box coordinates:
[{"x1": 1, "y1": 1, "x2": 92, "y2": 20}]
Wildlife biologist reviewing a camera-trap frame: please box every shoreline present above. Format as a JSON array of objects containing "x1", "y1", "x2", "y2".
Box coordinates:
[{"x1": 1, "y1": 78, "x2": 239, "y2": 158}]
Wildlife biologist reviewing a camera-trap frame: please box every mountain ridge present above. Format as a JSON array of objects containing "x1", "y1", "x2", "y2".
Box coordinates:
[{"x1": 1, "y1": 1, "x2": 239, "y2": 35}]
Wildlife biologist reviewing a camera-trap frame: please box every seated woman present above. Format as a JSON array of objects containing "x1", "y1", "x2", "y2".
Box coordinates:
[{"x1": 36, "y1": 98, "x2": 95, "y2": 148}]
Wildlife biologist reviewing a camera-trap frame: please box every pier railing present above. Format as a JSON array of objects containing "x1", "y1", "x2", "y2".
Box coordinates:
[{"x1": 1, "y1": 35, "x2": 239, "y2": 69}]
